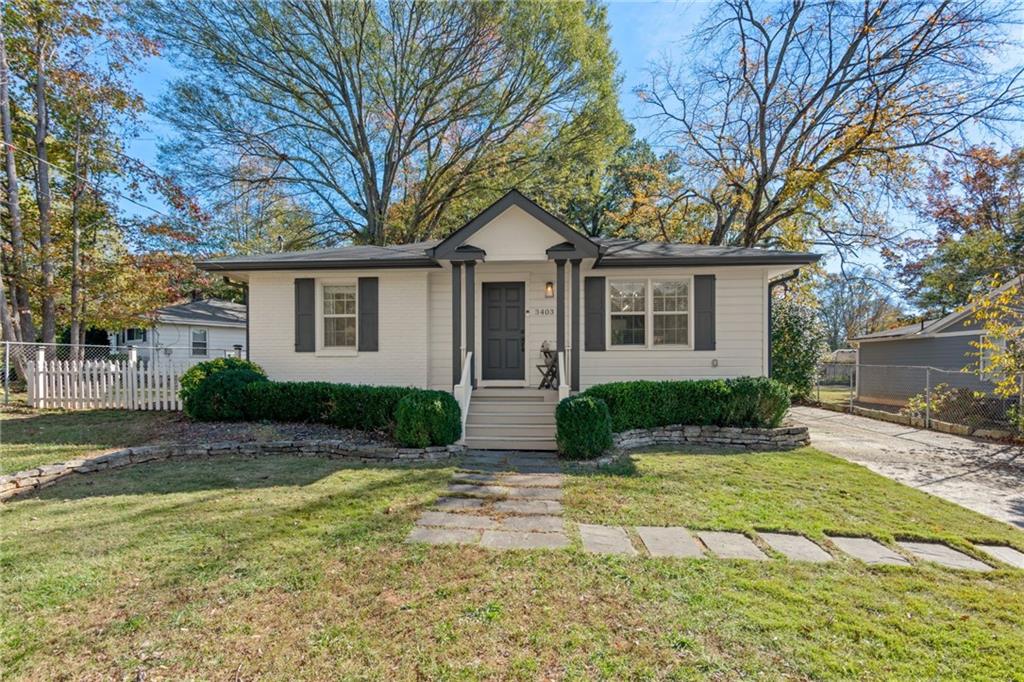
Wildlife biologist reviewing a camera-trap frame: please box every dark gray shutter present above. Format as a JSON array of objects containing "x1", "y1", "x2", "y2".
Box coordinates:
[
  {"x1": 358, "y1": 277, "x2": 379, "y2": 352},
  {"x1": 584, "y1": 276, "x2": 606, "y2": 351},
  {"x1": 694, "y1": 274, "x2": 716, "y2": 351},
  {"x1": 294, "y1": 278, "x2": 315, "y2": 352}
]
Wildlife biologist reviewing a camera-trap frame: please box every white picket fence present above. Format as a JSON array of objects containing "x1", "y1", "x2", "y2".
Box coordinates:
[{"x1": 24, "y1": 348, "x2": 186, "y2": 411}]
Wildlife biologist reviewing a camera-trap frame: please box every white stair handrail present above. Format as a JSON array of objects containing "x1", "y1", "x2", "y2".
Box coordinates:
[
  {"x1": 453, "y1": 352, "x2": 474, "y2": 443},
  {"x1": 558, "y1": 351, "x2": 570, "y2": 401}
]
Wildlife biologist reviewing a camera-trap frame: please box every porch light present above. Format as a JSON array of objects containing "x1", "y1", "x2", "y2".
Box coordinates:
[{"x1": 545, "y1": 281, "x2": 554, "y2": 298}]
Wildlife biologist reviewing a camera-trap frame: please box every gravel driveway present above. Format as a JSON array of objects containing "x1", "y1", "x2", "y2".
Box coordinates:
[{"x1": 790, "y1": 406, "x2": 1024, "y2": 529}]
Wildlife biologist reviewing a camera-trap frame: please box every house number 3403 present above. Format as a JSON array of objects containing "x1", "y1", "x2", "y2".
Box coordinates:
[{"x1": 530, "y1": 308, "x2": 555, "y2": 316}]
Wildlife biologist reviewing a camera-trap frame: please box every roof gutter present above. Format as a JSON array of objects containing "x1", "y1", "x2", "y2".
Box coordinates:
[
  {"x1": 593, "y1": 255, "x2": 820, "y2": 268},
  {"x1": 198, "y1": 258, "x2": 441, "y2": 272}
]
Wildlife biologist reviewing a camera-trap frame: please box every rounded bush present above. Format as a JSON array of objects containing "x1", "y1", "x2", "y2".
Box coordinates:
[
  {"x1": 555, "y1": 395, "x2": 613, "y2": 460},
  {"x1": 722, "y1": 376, "x2": 790, "y2": 427},
  {"x1": 185, "y1": 368, "x2": 269, "y2": 421},
  {"x1": 179, "y1": 357, "x2": 265, "y2": 410},
  {"x1": 394, "y1": 390, "x2": 461, "y2": 448}
]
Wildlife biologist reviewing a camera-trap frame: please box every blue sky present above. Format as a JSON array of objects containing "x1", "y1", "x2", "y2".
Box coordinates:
[{"x1": 122, "y1": 0, "x2": 1005, "y2": 282}]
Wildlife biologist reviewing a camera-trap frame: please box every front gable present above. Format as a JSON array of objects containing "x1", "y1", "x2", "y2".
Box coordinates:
[{"x1": 430, "y1": 190, "x2": 598, "y2": 262}]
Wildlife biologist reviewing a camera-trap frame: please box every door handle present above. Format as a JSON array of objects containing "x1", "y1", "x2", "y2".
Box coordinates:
[{"x1": 521, "y1": 331, "x2": 525, "y2": 352}]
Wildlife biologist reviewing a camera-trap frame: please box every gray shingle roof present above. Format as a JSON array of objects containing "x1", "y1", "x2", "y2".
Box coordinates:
[
  {"x1": 156, "y1": 299, "x2": 246, "y2": 327},
  {"x1": 852, "y1": 319, "x2": 940, "y2": 341},
  {"x1": 199, "y1": 237, "x2": 817, "y2": 271},
  {"x1": 200, "y1": 241, "x2": 441, "y2": 271},
  {"x1": 592, "y1": 238, "x2": 819, "y2": 266}
]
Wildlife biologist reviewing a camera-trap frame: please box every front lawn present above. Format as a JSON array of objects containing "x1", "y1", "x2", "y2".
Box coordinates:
[
  {"x1": 2, "y1": 448, "x2": 1022, "y2": 680},
  {"x1": 0, "y1": 410, "x2": 175, "y2": 474}
]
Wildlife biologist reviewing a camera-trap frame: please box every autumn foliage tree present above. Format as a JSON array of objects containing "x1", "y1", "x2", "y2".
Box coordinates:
[
  {"x1": 139, "y1": 0, "x2": 625, "y2": 246},
  {"x1": 640, "y1": 0, "x2": 1024, "y2": 255},
  {"x1": 886, "y1": 146, "x2": 1024, "y2": 314}
]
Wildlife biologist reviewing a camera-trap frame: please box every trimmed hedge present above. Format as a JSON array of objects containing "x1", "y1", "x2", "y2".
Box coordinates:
[
  {"x1": 183, "y1": 372, "x2": 461, "y2": 447},
  {"x1": 180, "y1": 357, "x2": 265, "y2": 417},
  {"x1": 556, "y1": 377, "x2": 791, "y2": 458},
  {"x1": 555, "y1": 395, "x2": 613, "y2": 460},
  {"x1": 581, "y1": 377, "x2": 789, "y2": 432},
  {"x1": 241, "y1": 381, "x2": 417, "y2": 431},
  {"x1": 394, "y1": 391, "x2": 462, "y2": 448},
  {"x1": 187, "y1": 368, "x2": 269, "y2": 421}
]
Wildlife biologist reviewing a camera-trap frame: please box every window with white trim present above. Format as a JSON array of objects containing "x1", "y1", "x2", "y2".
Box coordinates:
[
  {"x1": 609, "y1": 280, "x2": 646, "y2": 346},
  {"x1": 652, "y1": 280, "x2": 689, "y2": 345},
  {"x1": 191, "y1": 328, "x2": 208, "y2": 356},
  {"x1": 323, "y1": 285, "x2": 357, "y2": 348},
  {"x1": 609, "y1": 278, "x2": 691, "y2": 348}
]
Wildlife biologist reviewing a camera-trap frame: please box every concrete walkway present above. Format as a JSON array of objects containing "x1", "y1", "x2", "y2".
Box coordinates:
[{"x1": 791, "y1": 406, "x2": 1024, "y2": 529}]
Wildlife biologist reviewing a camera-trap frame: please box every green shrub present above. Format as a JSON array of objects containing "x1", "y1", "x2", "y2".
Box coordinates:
[
  {"x1": 576, "y1": 377, "x2": 790, "y2": 433},
  {"x1": 180, "y1": 357, "x2": 265, "y2": 411},
  {"x1": 187, "y1": 368, "x2": 268, "y2": 421},
  {"x1": 721, "y1": 376, "x2": 790, "y2": 428},
  {"x1": 242, "y1": 381, "x2": 339, "y2": 422},
  {"x1": 394, "y1": 390, "x2": 462, "y2": 447},
  {"x1": 555, "y1": 395, "x2": 613, "y2": 460},
  {"x1": 770, "y1": 298, "x2": 828, "y2": 400}
]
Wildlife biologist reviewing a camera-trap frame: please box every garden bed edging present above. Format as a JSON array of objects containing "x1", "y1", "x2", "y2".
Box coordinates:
[
  {"x1": 570, "y1": 423, "x2": 811, "y2": 469},
  {"x1": 0, "y1": 440, "x2": 464, "y2": 502}
]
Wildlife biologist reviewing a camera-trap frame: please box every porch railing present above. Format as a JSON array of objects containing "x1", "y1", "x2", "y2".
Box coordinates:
[
  {"x1": 558, "y1": 351, "x2": 570, "y2": 401},
  {"x1": 453, "y1": 352, "x2": 474, "y2": 443}
]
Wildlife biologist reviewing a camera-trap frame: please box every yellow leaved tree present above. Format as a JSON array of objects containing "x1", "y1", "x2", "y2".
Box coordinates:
[{"x1": 969, "y1": 275, "x2": 1024, "y2": 430}]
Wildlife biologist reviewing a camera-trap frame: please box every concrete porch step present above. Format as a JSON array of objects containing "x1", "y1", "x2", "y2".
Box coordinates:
[
  {"x1": 467, "y1": 412, "x2": 555, "y2": 426},
  {"x1": 467, "y1": 424, "x2": 555, "y2": 439},
  {"x1": 464, "y1": 436, "x2": 558, "y2": 451},
  {"x1": 468, "y1": 400, "x2": 558, "y2": 415},
  {"x1": 473, "y1": 388, "x2": 556, "y2": 403}
]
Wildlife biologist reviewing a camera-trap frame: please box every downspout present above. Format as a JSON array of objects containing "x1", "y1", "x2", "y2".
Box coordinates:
[{"x1": 767, "y1": 270, "x2": 801, "y2": 376}]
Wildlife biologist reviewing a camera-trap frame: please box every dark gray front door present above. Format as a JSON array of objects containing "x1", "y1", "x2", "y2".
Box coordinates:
[{"x1": 482, "y1": 282, "x2": 525, "y2": 380}]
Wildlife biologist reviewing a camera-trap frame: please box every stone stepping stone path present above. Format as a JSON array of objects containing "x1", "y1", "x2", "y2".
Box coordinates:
[
  {"x1": 697, "y1": 530, "x2": 768, "y2": 561},
  {"x1": 407, "y1": 453, "x2": 1018, "y2": 571},
  {"x1": 896, "y1": 541, "x2": 991, "y2": 572},
  {"x1": 976, "y1": 544, "x2": 1024, "y2": 569},
  {"x1": 407, "y1": 451, "x2": 569, "y2": 549},
  {"x1": 579, "y1": 524, "x2": 637, "y2": 556},
  {"x1": 636, "y1": 526, "x2": 703, "y2": 558},
  {"x1": 760, "y1": 532, "x2": 833, "y2": 563},
  {"x1": 827, "y1": 536, "x2": 911, "y2": 566}
]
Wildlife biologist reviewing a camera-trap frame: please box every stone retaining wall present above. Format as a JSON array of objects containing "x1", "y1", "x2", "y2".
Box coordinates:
[
  {"x1": 0, "y1": 440, "x2": 464, "y2": 503},
  {"x1": 565, "y1": 419, "x2": 811, "y2": 466},
  {"x1": 612, "y1": 423, "x2": 811, "y2": 452},
  {"x1": 568, "y1": 423, "x2": 811, "y2": 469}
]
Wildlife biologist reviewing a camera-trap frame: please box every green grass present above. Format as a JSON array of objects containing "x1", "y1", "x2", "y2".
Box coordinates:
[
  {"x1": 1, "y1": 449, "x2": 1022, "y2": 680},
  {"x1": 0, "y1": 410, "x2": 175, "y2": 474},
  {"x1": 814, "y1": 385, "x2": 852, "y2": 408}
]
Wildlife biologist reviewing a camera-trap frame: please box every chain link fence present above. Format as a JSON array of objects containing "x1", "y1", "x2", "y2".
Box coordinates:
[
  {"x1": 814, "y1": 361, "x2": 1023, "y2": 437},
  {"x1": 2, "y1": 340, "x2": 243, "y2": 406}
]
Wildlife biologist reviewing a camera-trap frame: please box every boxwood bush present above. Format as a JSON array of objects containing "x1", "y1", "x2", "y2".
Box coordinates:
[
  {"x1": 186, "y1": 368, "x2": 269, "y2": 421},
  {"x1": 241, "y1": 381, "x2": 417, "y2": 431},
  {"x1": 580, "y1": 377, "x2": 789, "y2": 432},
  {"x1": 555, "y1": 395, "x2": 613, "y2": 460},
  {"x1": 183, "y1": 372, "x2": 462, "y2": 447},
  {"x1": 179, "y1": 357, "x2": 265, "y2": 412},
  {"x1": 394, "y1": 390, "x2": 462, "y2": 448}
]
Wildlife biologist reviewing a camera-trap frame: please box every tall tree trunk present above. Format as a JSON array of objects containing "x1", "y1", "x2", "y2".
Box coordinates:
[
  {"x1": 33, "y1": 30, "x2": 55, "y2": 345},
  {"x1": 0, "y1": 22, "x2": 33, "y2": 341},
  {"x1": 69, "y1": 123, "x2": 84, "y2": 358},
  {"x1": 0, "y1": 254, "x2": 16, "y2": 343}
]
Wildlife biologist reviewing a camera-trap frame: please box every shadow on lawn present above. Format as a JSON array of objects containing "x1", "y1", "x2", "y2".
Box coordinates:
[{"x1": 27, "y1": 454, "x2": 452, "y2": 503}]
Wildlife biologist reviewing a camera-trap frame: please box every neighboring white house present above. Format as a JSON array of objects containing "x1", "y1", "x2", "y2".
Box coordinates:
[
  {"x1": 199, "y1": 190, "x2": 818, "y2": 448},
  {"x1": 109, "y1": 299, "x2": 247, "y2": 364}
]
